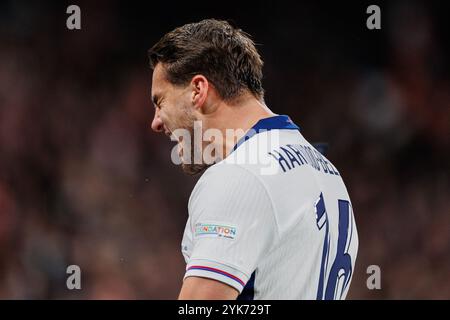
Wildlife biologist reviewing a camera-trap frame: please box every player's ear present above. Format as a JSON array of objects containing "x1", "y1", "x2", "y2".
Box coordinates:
[{"x1": 190, "y1": 75, "x2": 208, "y2": 111}]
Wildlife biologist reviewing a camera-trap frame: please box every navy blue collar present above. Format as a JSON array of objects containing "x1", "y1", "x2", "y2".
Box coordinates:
[{"x1": 231, "y1": 115, "x2": 300, "y2": 153}]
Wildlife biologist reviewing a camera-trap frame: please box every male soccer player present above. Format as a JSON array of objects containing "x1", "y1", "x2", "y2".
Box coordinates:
[{"x1": 148, "y1": 19, "x2": 358, "y2": 300}]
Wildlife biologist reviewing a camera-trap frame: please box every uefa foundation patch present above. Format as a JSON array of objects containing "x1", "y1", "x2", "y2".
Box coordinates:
[{"x1": 194, "y1": 223, "x2": 237, "y2": 240}]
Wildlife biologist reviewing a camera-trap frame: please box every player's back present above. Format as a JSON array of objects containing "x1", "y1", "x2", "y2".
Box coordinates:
[
  {"x1": 224, "y1": 118, "x2": 359, "y2": 299},
  {"x1": 182, "y1": 115, "x2": 358, "y2": 300}
]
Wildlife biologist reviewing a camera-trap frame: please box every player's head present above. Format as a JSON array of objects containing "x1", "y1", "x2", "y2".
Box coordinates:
[{"x1": 148, "y1": 19, "x2": 264, "y2": 174}]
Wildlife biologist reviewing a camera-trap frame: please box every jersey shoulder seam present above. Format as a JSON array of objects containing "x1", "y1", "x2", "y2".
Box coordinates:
[{"x1": 223, "y1": 163, "x2": 281, "y2": 243}]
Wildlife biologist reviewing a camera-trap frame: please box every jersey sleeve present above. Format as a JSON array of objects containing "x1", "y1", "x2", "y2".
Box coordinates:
[{"x1": 184, "y1": 163, "x2": 278, "y2": 293}]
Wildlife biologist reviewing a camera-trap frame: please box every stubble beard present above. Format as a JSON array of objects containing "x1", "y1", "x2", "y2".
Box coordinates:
[{"x1": 177, "y1": 110, "x2": 210, "y2": 176}]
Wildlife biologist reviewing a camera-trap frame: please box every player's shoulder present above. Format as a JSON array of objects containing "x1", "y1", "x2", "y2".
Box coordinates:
[
  {"x1": 188, "y1": 161, "x2": 269, "y2": 212},
  {"x1": 224, "y1": 129, "x2": 300, "y2": 173},
  {"x1": 188, "y1": 128, "x2": 308, "y2": 212},
  {"x1": 194, "y1": 161, "x2": 262, "y2": 193}
]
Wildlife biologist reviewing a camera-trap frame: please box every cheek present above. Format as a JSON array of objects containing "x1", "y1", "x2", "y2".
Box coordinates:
[
  {"x1": 158, "y1": 109, "x2": 179, "y2": 134},
  {"x1": 160, "y1": 108, "x2": 176, "y2": 130},
  {"x1": 168, "y1": 105, "x2": 192, "y2": 129},
  {"x1": 158, "y1": 102, "x2": 175, "y2": 124}
]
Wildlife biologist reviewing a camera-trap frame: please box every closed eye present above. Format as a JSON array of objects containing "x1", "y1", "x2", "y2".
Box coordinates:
[
  {"x1": 152, "y1": 95, "x2": 159, "y2": 108},
  {"x1": 152, "y1": 94, "x2": 163, "y2": 109}
]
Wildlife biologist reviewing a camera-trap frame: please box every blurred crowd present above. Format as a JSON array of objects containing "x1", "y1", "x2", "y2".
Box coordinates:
[{"x1": 0, "y1": 1, "x2": 449, "y2": 299}]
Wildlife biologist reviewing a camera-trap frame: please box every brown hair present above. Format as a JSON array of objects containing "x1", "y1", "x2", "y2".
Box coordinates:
[{"x1": 148, "y1": 19, "x2": 264, "y2": 101}]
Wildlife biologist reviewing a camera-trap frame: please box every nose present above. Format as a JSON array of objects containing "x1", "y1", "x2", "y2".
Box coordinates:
[{"x1": 151, "y1": 109, "x2": 164, "y2": 133}]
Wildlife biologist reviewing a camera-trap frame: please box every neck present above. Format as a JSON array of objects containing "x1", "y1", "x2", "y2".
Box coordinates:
[{"x1": 200, "y1": 93, "x2": 276, "y2": 159}]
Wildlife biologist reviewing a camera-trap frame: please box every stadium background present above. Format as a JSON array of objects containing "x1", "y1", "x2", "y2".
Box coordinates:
[{"x1": 0, "y1": 0, "x2": 449, "y2": 299}]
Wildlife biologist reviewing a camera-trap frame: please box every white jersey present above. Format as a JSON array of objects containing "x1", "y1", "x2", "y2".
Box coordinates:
[{"x1": 181, "y1": 115, "x2": 358, "y2": 300}]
